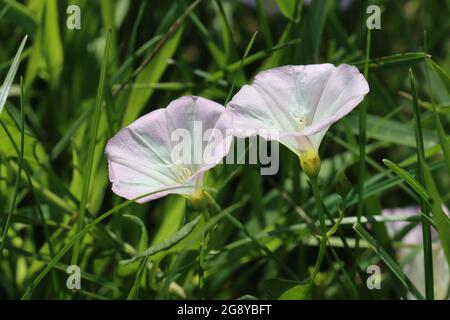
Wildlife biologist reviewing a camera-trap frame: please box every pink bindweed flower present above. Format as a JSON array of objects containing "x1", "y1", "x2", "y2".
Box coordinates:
[
  {"x1": 227, "y1": 64, "x2": 369, "y2": 176},
  {"x1": 383, "y1": 206, "x2": 450, "y2": 300},
  {"x1": 105, "y1": 96, "x2": 233, "y2": 205}
]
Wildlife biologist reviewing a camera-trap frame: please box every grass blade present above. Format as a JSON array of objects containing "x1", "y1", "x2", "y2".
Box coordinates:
[
  {"x1": 71, "y1": 29, "x2": 112, "y2": 265},
  {"x1": 21, "y1": 186, "x2": 195, "y2": 299},
  {"x1": 425, "y1": 58, "x2": 450, "y2": 175},
  {"x1": 422, "y1": 163, "x2": 450, "y2": 270},
  {"x1": 382, "y1": 159, "x2": 431, "y2": 205},
  {"x1": 0, "y1": 78, "x2": 25, "y2": 254},
  {"x1": 121, "y1": 216, "x2": 201, "y2": 264},
  {"x1": 410, "y1": 69, "x2": 434, "y2": 299},
  {"x1": 353, "y1": 223, "x2": 424, "y2": 299},
  {"x1": 351, "y1": 52, "x2": 429, "y2": 71},
  {"x1": 0, "y1": 35, "x2": 27, "y2": 116}
]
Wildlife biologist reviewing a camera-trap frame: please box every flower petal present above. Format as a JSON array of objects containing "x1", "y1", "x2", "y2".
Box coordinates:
[
  {"x1": 227, "y1": 63, "x2": 369, "y2": 153},
  {"x1": 302, "y1": 64, "x2": 369, "y2": 148},
  {"x1": 105, "y1": 96, "x2": 232, "y2": 203}
]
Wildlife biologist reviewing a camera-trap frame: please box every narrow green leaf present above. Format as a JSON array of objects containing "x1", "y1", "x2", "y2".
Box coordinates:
[
  {"x1": 426, "y1": 58, "x2": 450, "y2": 93},
  {"x1": 0, "y1": 78, "x2": 25, "y2": 253},
  {"x1": 1, "y1": 0, "x2": 37, "y2": 36},
  {"x1": 425, "y1": 58, "x2": 450, "y2": 175},
  {"x1": 264, "y1": 278, "x2": 312, "y2": 300},
  {"x1": 71, "y1": 29, "x2": 112, "y2": 265},
  {"x1": 275, "y1": 0, "x2": 301, "y2": 21},
  {"x1": 122, "y1": 216, "x2": 201, "y2": 265},
  {"x1": 21, "y1": 186, "x2": 193, "y2": 299},
  {"x1": 422, "y1": 163, "x2": 450, "y2": 270},
  {"x1": 410, "y1": 68, "x2": 434, "y2": 299},
  {"x1": 42, "y1": 0, "x2": 63, "y2": 87},
  {"x1": 123, "y1": 27, "x2": 183, "y2": 126},
  {"x1": 0, "y1": 36, "x2": 27, "y2": 116},
  {"x1": 346, "y1": 114, "x2": 437, "y2": 148},
  {"x1": 382, "y1": 159, "x2": 431, "y2": 205},
  {"x1": 298, "y1": 0, "x2": 326, "y2": 63},
  {"x1": 122, "y1": 214, "x2": 148, "y2": 252},
  {"x1": 351, "y1": 53, "x2": 429, "y2": 71},
  {"x1": 127, "y1": 256, "x2": 148, "y2": 300}
]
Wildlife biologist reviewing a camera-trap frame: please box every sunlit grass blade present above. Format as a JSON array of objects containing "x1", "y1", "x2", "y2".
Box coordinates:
[
  {"x1": 351, "y1": 52, "x2": 429, "y2": 71},
  {"x1": 422, "y1": 163, "x2": 450, "y2": 270},
  {"x1": 127, "y1": 256, "x2": 149, "y2": 300},
  {"x1": 255, "y1": 0, "x2": 273, "y2": 48},
  {"x1": 410, "y1": 68, "x2": 434, "y2": 299},
  {"x1": 42, "y1": 0, "x2": 63, "y2": 88},
  {"x1": 298, "y1": 0, "x2": 326, "y2": 63},
  {"x1": 0, "y1": 35, "x2": 27, "y2": 116},
  {"x1": 121, "y1": 216, "x2": 201, "y2": 264},
  {"x1": 0, "y1": 78, "x2": 25, "y2": 254},
  {"x1": 71, "y1": 29, "x2": 112, "y2": 265},
  {"x1": 425, "y1": 58, "x2": 450, "y2": 175},
  {"x1": 21, "y1": 185, "x2": 195, "y2": 299},
  {"x1": 206, "y1": 39, "x2": 301, "y2": 83},
  {"x1": 355, "y1": 29, "x2": 371, "y2": 263},
  {"x1": 188, "y1": 12, "x2": 225, "y2": 66},
  {"x1": 224, "y1": 31, "x2": 258, "y2": 105},
  {"x1": 382, "y1": 159, "x2": 431, "y2": 204}
]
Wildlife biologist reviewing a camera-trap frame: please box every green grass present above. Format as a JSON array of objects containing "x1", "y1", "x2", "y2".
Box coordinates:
[{"x1": 0, "y1": 0, "x2": 450, "y2": 300}]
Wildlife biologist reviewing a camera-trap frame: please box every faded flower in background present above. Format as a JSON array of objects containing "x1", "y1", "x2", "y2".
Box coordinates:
[{"x1": 383, "y1": 207, "x2": 450, "y2": 299}]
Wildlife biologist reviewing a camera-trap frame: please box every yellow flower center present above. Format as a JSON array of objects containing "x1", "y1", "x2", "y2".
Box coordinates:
[{"x1": 171, "y1": 160, "x2": 193, "y2": 184}]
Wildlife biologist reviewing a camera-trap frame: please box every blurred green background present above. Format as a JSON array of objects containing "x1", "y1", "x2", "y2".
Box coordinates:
[{"x1": 0, "y1": 0, "x2": 449, "y2": 299}]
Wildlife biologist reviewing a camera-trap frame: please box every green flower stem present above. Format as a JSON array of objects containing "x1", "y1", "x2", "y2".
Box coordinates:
[{"x1": 310, "y1": 176, "x2": 328, "y2": 281}]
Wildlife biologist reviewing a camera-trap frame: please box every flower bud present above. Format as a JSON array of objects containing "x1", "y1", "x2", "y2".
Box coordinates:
[
  {"x1": 187, "y1": 189, "x2": 208, "y2": 211},
  {"x1": 299, "y1": 149, "x2": 321, "y2": 177},
  {"x1": 335, "y1": 171, "x2": 352, "y2": 198}
]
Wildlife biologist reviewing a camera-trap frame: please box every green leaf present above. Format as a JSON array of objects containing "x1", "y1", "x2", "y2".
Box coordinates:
[
  {"x1": 422, "y1": 163, "x2": 450, "y2": 270},
  {"x1": 264, "y1": 278, "x2": 312, "y2": 300},
  {"x1": 0, "y1": 79, "x2": 25, "y2": 253},
  {"x1": 382, "y1": 159, "x2": 431, "y2": 205},
  {"x1": 298, "y1": 0, "x2": 327, "y2": 63},
  {"x1": 427, "y1": 58, "x2": 450, "y2": 91},
  {"x1": 21, "y1": 187, "x2": 186, "y2": 299},
  {"x1": 151, "y1": 196, "x2": 186, "y2": 246},
  {"x1": 351, "y1": 53, "x2": 429, "y2": 71},
  {"x1": 346, "y1": 114, "x2": 437, "y2": 148},
  {"x1": 425, "y1": 58, "x2": 450, "y2": 175},
  {"x1": 275, "y1": 0, "x2": 301, "y2": 21},
  {"x1": 0, "y1": 109, "x2": 47, "y2": 166},
  {"x1": 71, "y1": 29, "x2": 112, "y2": 265},
  {"x1": 123, "y1": 27, "x2": 183, "y2": 126},
  {"x1": 122, "y1": 216, "x2": 201, "y2": 265},
  {"x1": 0, "y1": 36, "x2": 27, "y2": 116},
  {"x1": 1, "y1": 0, "x2": 37, "y2": 36},
  {"x1": 410, "y1": 68, "x2": 434, "y2": 299},
  {"x1": 41, "y1": 0, "x2": 63, "y2": 87},
  {"x1": 122, "y1": 214, "x2": 148, "y2": 252}
]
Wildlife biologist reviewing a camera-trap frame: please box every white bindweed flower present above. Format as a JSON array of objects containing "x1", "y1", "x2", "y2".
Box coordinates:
[
  {"x1": 383, "y1": 207, "x2": 450, "y2": 300},
  {"x1": 227, "y1": 64, "x2": 369, "y2": 176},
  {"x1": 105, "y1": 96, "x2": 233, "y2": 206}
]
